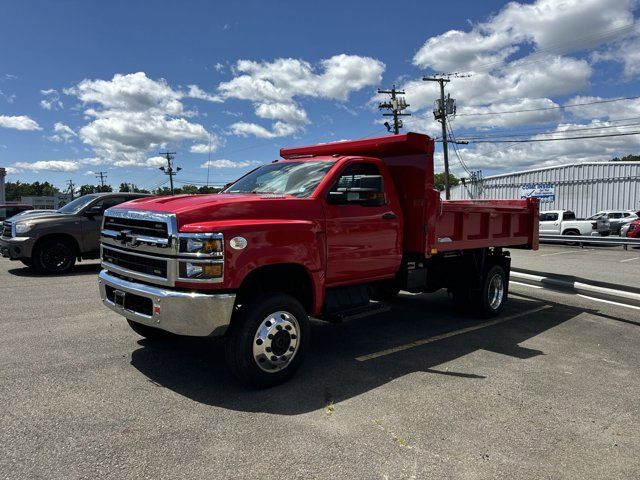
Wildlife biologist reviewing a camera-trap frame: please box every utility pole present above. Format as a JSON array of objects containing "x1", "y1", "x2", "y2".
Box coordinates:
[
  {"x1": 423, "y1": 76, "x2": 456, "y2": 199},
  {"x1": 158, "y1": 151, "x2": 180, "y2": 195},
  {"x1": 66, "y1": 179, "x2": 75, "y2": 200},
  {"x1": 95, "y1": 171, "x2": 108, "y2": 189},
  {"x1": 378, "y1": 85, "x2": 410, "y2": 134}
]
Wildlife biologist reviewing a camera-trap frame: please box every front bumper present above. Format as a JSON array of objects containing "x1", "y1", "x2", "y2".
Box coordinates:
[
  {"x1": 0, "y1": 236, "x2": 35, "y2": 259},
  {"x1": 98, "y1": 269, "x2": 236, "y2": 337}
]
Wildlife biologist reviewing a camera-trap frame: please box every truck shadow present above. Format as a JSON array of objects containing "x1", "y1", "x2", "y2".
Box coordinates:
[
  {"x1": 130, "y1": 292, "x2": 582, "y2": 415},
  {"x1": 6, "y1": 262, "x2": 101, "y2": 277}
]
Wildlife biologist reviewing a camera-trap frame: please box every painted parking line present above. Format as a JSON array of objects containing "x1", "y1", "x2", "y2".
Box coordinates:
[
  {"x1": 540, "y1": 250, "x2": 590, "y2": 257},
  {"x1": 619, "y1": 257, "x2": 640, "y2": 263},
  {"x1": 355, "y1": 305, "x2": 552, "y2": 362}
]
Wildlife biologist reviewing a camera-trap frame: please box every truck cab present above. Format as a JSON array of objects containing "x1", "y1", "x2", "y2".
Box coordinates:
[{"x1": 98, "y1": 133, "x2": 539, "y2": 387}]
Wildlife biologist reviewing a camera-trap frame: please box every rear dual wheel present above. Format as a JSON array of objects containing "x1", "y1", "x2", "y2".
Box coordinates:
[
  {"x1": 225, "y1": 293, "x2": 310, "y2": 388},
  {"x1": 452, "y1": 264, "x2": 507, "y2": 318}
]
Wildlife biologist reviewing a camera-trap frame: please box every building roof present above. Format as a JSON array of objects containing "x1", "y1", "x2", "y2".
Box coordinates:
[{"x1": 481, "y1": 161, "x2": 640, "y2": 181}]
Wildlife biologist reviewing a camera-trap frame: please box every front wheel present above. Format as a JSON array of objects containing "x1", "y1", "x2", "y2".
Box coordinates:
[
  {"x1": 225, "y1": 293, "x2": 310, "y2": 388},
  {"x1": 33, "y1": 238, "x2": 76, "y2": 274}
]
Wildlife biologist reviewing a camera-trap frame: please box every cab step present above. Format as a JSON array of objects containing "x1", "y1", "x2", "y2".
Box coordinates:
[{"x1": 323, "y1": 302, "x2": 390, "y2": 323}]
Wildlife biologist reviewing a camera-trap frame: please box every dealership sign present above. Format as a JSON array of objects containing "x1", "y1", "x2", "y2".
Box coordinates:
[{"x1": 520, "y1": 183, "x2": 555, "y2": 202}]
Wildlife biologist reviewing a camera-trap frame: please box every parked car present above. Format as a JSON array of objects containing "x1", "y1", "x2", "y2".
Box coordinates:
[
  {"x1": 539, "y1": 210, "x2": 610, "y2": 237},
  {"x1": 0, "y1": 193, "x2": 149, "y2": 273},
  {"x1": 624, "y1": 219, "x2": 640, "y2": 238},
  {"x1": 0, "y1": 203, "x2": 33, "y2": 221},
  {"x1": 588, "y1": 210, "x2": 639, "y2": 235}
]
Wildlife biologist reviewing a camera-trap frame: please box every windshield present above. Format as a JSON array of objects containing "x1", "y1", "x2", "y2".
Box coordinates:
[
  {"x1": 587, "y1": 212, "x2": 606, "y2": 220},
  {"x1": 57, "y1": 195, "x2": 98, "y2": 214},
  {"x1": 223, "y1": 161, "x2": 334, "y2": 198}
]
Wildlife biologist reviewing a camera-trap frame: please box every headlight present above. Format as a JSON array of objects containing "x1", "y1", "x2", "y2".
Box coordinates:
[
  {"x1": 15, "y1": 222, "x2": 34, "y2": 234},
  {"x1": 178, "y1": 233, "x2": 223, "y2": 256},
  {"x1": 178, "y1": 261, "x2": 223, "y2": 281}
]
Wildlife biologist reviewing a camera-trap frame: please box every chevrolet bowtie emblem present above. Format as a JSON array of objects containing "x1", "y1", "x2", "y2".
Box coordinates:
[{"x1": 116, "y1": 229, "x2": 132, "y2": 245}]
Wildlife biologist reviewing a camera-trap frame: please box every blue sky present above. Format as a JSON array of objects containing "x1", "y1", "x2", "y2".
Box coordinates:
[{"x1": 1, "y1": 0, "x2": 639, "y2": 192}]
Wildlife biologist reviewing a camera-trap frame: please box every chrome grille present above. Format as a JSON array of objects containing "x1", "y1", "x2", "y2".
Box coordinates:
[
  {"x1": 103, "y1": 216, "x2": 168, "y2": 238},
  {"x1": 2, "y1": 221, "x2": 12, "y2": 238},
  {"x1": 102, "y1": 245, "x2": 168, "y2": 279}
]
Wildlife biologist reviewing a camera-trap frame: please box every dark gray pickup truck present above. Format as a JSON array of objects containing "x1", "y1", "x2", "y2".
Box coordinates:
[{"x1": 0, "y1": 193, "x2": 149, "y2": 273}]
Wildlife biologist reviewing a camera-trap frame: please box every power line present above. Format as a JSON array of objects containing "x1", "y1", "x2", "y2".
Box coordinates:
[
  {"x1": 378, "y1": 85, "x2": 411, "y2": 134},
  {"x1": 158, "y1": 151, "x2": 181, "y2": 195},
  {"x1": 95, "y1": 171, "x2": 108, "y2": 187},
  {"x1": 467, "y1": 130, "x2": 640, "y2": 144},
  {"x1": 457, "y1": 95, "x2": 640, "y2": 117},
  {"x1": 458, "y1": 120, "x2": 640, "y2": 141},
  {"x1": 424, "y1": 76, "x2": 456, "y2": 199}
]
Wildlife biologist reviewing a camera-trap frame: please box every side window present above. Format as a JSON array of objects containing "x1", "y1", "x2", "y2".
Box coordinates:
[
  {"x1": 563, "y1": 211, "x2": 575, "y2": 220},
  {"x1": 328, "y1": 163, "x2": 385, "y2": 207},
  {"x1": 91, "y1": 197, "x2": 126, "y2": 215},
  {"x1": 610, "y1": 212, "x2": 622, "y2": 219},
  {"x1": 540, "y1": 213, "x2": 558, "y2": 221},
  {"x1": 623, "y1": 213, "x2": 631, "y2": 217}
]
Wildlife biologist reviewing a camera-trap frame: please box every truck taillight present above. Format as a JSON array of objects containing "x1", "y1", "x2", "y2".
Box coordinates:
[{"x1": 591, "y1": 222, "x2": 597, "y2": 229}]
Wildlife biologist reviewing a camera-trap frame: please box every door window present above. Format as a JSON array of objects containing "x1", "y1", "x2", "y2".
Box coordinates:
[
  {"x1": 540, "y1": 213, "x2": 558, "y2": 221},
  {"x1": 328, "y1": 163, "x2": 385, "y2": 206}
]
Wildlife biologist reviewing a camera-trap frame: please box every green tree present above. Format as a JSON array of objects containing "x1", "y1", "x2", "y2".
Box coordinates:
[
  {"x1": 612, "y1": 154, "x2": 640, "y2": 162},
  {"x1": 78, "y1": 184, "x2": 97, "y2": 196},
  {"x1": 198, "y1": 186, "x2": 221, "y2": 194},
  {"x1": 433, "y1": 172, "x2": 460, "y2": 192},
  {"x1": 179, "y1": 184, "x2": 199, "y2": 194},
  {"x1": 5, "y1": 181, "x2": 61, "y2": 201}
]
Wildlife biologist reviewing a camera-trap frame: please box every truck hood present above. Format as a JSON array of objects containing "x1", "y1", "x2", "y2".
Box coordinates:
[
  {"x1": 111, "y1": 193, "x2": 317, "y2": 229},
  {"x1": 6, "y1": 210, "x2": 67, "y2": 222}
]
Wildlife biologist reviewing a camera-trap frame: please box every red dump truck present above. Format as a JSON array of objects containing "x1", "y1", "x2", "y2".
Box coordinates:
[{"x1": 98, "y1": 133, "x2": 539, "y2": 387}]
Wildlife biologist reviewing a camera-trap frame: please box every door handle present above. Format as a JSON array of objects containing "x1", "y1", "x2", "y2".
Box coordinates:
[{"x1": 382, "y1": 212, "x2": 397, "y2": 220}]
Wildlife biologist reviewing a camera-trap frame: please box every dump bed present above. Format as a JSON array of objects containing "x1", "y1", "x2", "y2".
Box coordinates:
[{"x1": 281, "y1": 133, "x2": 539, "y2": 256}]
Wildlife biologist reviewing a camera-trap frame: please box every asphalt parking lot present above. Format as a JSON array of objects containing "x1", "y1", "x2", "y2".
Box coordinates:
[{"x1": 1, "y1": 249, "x2": 639, "y2": 480}]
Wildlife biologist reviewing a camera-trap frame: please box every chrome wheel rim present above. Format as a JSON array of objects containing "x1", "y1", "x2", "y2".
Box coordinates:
[
  {"x1": 487, "y1": 273, "x2": 504, "y2": 310},
  {"x1": 253, "y1": 311, "x2": 300, "y2": 372}
]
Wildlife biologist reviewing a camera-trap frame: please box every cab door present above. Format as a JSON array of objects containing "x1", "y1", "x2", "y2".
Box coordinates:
[
  {"x1": 539, "y1": 212, "x2": 560, "y2": 234},
  {"x1": 80, "y1": 196, "x2": 130, "y2": 254},
  {"x1": 324, "y1": 162, "x2": 402, "y2": 286}
]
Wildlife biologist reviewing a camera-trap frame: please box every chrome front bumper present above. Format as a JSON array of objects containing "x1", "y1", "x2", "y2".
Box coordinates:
[{"x1": 98, "y1": 269, "x2": 236, "y2": 337}]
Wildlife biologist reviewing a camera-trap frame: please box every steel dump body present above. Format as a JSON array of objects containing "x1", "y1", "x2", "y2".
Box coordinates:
[{"x1": 281, "y1": 132, "x2": 539, "y2": 256}]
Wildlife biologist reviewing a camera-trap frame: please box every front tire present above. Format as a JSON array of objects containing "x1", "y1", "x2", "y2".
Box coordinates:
[
  {"x1": 225, "y1": 293, "x2": 310, "y2": 388},
  {"x1": 33, "y1": 238, "x2": 76, "y2": 274}
]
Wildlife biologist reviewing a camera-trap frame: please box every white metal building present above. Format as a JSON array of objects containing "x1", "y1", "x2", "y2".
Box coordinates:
[{"x1": 450, "y1": 161, "x2": 640, "y2": 218}]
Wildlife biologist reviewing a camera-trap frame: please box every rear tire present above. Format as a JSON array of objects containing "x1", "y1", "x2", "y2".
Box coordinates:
[
  {"x1": 473, "y1": 264, "x2": 507, "y2": 318},
  {"x1": 562, "y1": 230, "x2": 580, "y2": 246},
  {"x1": 225, "y1": 293, "x2": 310, "y2": 388},
  {"x1": 126, "y1": 319, "x2": 174, "y2": 340},
  {"x1": 33, "y1": 238, "x2": 76, "y2": 274},
  {"x1": 452, "y1": 264, "x2": 507, "y2": 318}
]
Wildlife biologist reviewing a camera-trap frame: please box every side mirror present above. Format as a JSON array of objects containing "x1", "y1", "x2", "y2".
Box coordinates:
[
  {"x1": 327, "y1": 175, "x2": 386, "y2": 206},
  {"x1": 84, "y1": 205, "x2": 103, "y2": 217}
]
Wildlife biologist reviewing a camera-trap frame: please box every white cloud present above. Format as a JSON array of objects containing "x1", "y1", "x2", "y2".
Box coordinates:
[
  {"x1": 11, "y1": 157, "x2": 102, "y2": 172},
  {"x1": 64, "y1": 72, "x2": 215, "y2": 166},
  {"x1": 47, "y1": 122, "x2": 77, "y2": 143},
  {"x1": 218, "y1": 54, "x2": 385, "y2": 137},
  {"x1": 200, "y1": 159, "x2": 260, "y2": 169},
  {"x1": 5, "y1": 167, "x2": 19, "y2": 175},
  {"x1": 229, "y1": 121, "x2": 297, "y2": 139},
  {"x1": 413, "y1": 0, "x2": 635, "y2": 73},
  {"x1": 186, "y1": 85, "x2": 222, "y2": 103},
  {"x1": 40, "y1": 89, "x2": 63, "y2": 110},
  {"x1": 213, "y1": 62, "x2": 225, "y2": 72},
  {"x1": 0, "y1": 115, "x2": 42, "y2": 131},
  {"x1": 189, "y1": 135, "x2": 223, "y2": 154}
]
